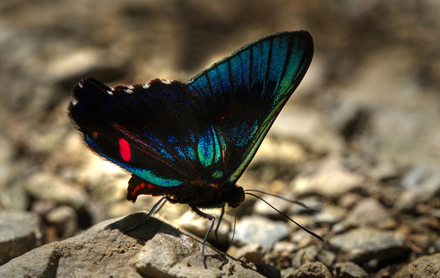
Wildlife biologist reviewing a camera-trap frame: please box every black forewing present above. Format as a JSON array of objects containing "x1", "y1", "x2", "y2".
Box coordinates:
[{"x1": 69, "y1": 78, "x2": 225, "y2": 187}]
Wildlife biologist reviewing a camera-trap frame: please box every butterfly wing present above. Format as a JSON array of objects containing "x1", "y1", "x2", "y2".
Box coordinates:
[
  {"x1": 185, "y1": 30, "x2": 313, "y2": 184},
  {"x1": 69, "y1": 78, "x2": 221, "y2": 189},
  {"x1": 69, "y1": 30, "x2": 313, "y2": 202}
]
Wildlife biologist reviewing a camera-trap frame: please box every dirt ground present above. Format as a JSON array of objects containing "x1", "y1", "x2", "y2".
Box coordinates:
[{"x1": 0, "y1": 1, "x2": 439, "y2": 277}]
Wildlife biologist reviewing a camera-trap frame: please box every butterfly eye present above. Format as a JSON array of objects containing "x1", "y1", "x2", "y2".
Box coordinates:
[{"x1": 227, "y1": 187, "x2": 245, "y2": 208}]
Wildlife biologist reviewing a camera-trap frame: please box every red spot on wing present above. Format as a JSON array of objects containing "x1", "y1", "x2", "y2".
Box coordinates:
[{"x1": 119, "y1": 138, "x2": 131, "y2": 162}]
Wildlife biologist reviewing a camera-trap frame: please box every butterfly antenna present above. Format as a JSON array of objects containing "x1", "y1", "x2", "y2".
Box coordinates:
[
  {"x1": 125, "y1": 196, "x2": 168, "y2": 232},
  {"x1": 245, "y1": 192, "x2": 324, "y2": 241},
  {"x1": 245, "y1": 189, "x2": 309, "y2": 209}
]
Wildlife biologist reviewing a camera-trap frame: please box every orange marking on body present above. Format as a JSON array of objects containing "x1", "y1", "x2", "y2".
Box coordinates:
[
  {"x1": 131, "y1": 182, "x2": 157, "y2": 198},
  {"x1": 131, "y1": 182, "x2": 145, "y2": 197}
]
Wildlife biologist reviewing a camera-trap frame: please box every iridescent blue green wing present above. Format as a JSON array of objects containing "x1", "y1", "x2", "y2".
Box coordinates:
[{"x1": 185, "y1": 30, "x2": 313, "y2": 184}]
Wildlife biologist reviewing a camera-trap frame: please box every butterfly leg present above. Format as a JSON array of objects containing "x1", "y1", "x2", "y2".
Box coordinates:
[
  {"x1": 155, "y1": 197, "x2": 169, "y2": 213},
  {"x1": 214, "y1": 206, "x2": 225, "y2": 246},
  {"x1": 190, "y1": 205, "x2": 215, "y2": 268},
  {"x1": 125, "y1": 196, "x2": 169, "y2": 232}
]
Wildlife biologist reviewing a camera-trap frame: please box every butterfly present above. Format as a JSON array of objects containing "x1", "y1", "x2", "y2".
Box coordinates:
[{"x1": 68, "y1": 30, "x2": 319, "y2": 267}]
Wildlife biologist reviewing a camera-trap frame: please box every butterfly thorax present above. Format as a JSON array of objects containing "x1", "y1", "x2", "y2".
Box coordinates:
[
  {"x1": 176, "y1": 181, "x2": 245, "y2": 208},
  {"x1": 127, "y1": 174, "x2": 244, "y2": 208}
]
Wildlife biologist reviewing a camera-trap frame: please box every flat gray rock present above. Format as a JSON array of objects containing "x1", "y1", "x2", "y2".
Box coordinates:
[
  {"x1": 0, "y1": 213, "x2": 264, "y2": 278},
  {"x1": 329, "y1": 228, "x2": 407, "y2": 263},
  {"x1": 24, "y1": 173, "x2": 88, "y2": 211},
  {"x1": 0, "y1": 210, "x2": 42, "y2": 265},
  {"x1": 343, "y1": 198, "x2": 396, "y2": 229},
  {"x1": 232, "y1": 215, "x2": 290, "y2": 250},
  {"x1": 292, "y1": 158, "x2": 365, "y2": 198}
]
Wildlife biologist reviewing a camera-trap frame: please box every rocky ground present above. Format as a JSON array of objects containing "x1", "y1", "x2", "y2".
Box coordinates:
[{"x1": 0, "y1": 1, "x2": 440, "y2": 277}]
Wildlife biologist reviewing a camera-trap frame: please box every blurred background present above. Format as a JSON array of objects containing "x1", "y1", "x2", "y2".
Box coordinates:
[{"x1": 0, "y1": 0, "x2": 439, "y2": 273}]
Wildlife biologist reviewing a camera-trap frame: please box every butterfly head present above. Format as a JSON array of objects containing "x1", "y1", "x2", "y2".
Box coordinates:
[{"x1": 222, "y1": 185, "x2": 245, "y2": 208}]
